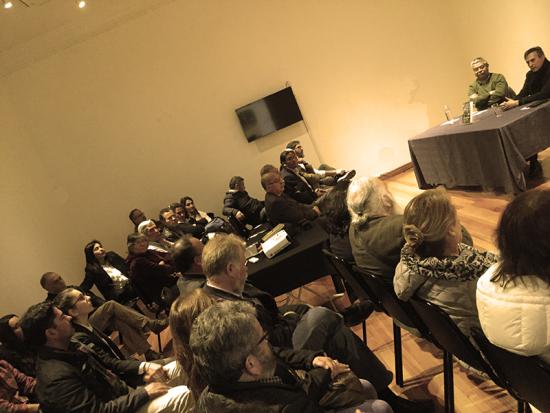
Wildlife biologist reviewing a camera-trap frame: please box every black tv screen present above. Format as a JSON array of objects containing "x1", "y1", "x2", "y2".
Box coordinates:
[{"x1": 236, "y1": 87, "x2": 303, "y2": 142}]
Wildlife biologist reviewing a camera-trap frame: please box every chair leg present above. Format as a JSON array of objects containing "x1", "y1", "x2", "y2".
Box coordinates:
[
  {"x1": 362, "y1": 320, "x2": 367, "y2": 344},
  {"x1": 443, "y1": 350, "x2": 454, "y2": 413},
  {"x1": 392, "y1": 322, "x2": 404, "y2": 387},
  {"x1": 157, "y1": 333, "x2": 162, "y2": 354},
  {"x1": 517, "y1": 399, "x2": 524, "y2": 413}
]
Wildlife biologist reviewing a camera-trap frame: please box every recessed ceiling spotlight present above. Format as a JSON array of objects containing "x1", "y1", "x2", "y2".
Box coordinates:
[
  {"x1": 78, "y1": 0, "x2": 86, "y2": 8},
  {"x1": 3, "y1": 0, "x2": 14, "y2": 9}
]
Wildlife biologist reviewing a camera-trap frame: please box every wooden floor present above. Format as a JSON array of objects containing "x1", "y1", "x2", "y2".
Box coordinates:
[{"x1": 155, "y1": 148, "x2": 550, "y2": 412}]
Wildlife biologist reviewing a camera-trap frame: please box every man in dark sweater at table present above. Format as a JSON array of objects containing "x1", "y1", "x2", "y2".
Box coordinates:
[
  {"x1": 262, "y1": 171, "x2": 320, "y2": 225},
  {"x1": 200, "y1": 233, "x2": 434, "y2": 413},
  {"x1": 223, "y1": 176, "x2": 266, "y2": 227},
  {"x1": 502, "y1": 46, "x2": 550, "y2": 178}
]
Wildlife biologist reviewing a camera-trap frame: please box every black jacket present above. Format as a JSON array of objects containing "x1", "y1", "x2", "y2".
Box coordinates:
[
  {"x1": 35, "y1": 344, "x2": 149, "y2": 413},
  {"x1": 82, "y1": 252, "x2": 137, "y2": 303},
  {"x1": 222, "y1": 191, "x2": 264, "y2": 226},
  {"x1": 517, "y1": 58, "x2": 550, "y2": 105},
  {"x1": 264, "y1": 193, "x2": 318, "y2": 226},
  {"x1": 280, "y1": 167, "x2": 316, "y2": 205}
]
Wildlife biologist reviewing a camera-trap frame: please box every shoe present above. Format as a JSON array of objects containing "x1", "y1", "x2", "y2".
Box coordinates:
[
  {"x1": 144, "y1": 349, "x2": 162, "y2": 361},
  {"x1": 337, "y1": 169, "x2": 356, "y2": 183},
  {"x1": 340, "y1": 299, "x2": 374, "y2": 326},
  {"x1": 379, "y1": 389, "x2": 435, "y2": 413},
  {"x1": 146, "y1": 318, "x2": 169, "y2": 334}
]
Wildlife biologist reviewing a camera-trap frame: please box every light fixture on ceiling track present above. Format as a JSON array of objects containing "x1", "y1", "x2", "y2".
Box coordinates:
[{"x1": 3, "y1": 0, "x2": 30, "y2": 9}]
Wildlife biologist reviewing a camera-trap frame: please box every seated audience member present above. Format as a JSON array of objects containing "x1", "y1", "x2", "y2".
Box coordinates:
[
  {"x1": 172, "y1": 235, "x2": 206, "y2": 297},
  {"x1": 468, "y1": 57, "x2": 510, "y2": 110},
  {"x1": 190, "y1": 300, "x2": 394, "y2": 413},
  {"x1": 138, "y1": 220, "x2": 173, "y2": 253},
  {"x1": 477, "y1": 188, "x2": 550, "y2": 365},
  {"x1": 126, "y1": 234, "x2": 178, "y2": 306},
  {"x1": 0, "y1": 359, "x2": 40, "y2": 412},
  {"x1": 259, "y1": 163, "x2": 279, "y2": 176},
  {"x1": 347, "y1": 177, "x2": 472, "y2": 287},
  {"x1": 40, "y1": 272, "x2": 167, "y2": 360},
  {"x1": 201, "y1": 234, "x2": 433, "y2": 413},
  {"x1": 287, "y1": 140, "x2": 351, "y2": 186},
  {"x1": 222, "y1": 176, "x2": 266, "y2": 226},
  {"x1": 393, "y1": 188, "x2": 497, "y2": 338},
  {"x1": 159, "y1": 208, "x2": 203, "y2": 241},
  {"x1": 180, "y1": 196, "x2": 211, "y2": 226},
  {"x1": 0, "y1": 315, "x2": 36, "y2": 377},
  {"x1": 129, "y1": 208, "x2": 147, "y2": 232},
  {"x1": 54, "y1": 288, "x2": 169, "y2": 377},
  {"x1": 280, "y1": 149, "x2": 320, "y2": 204},
  {"x1": 169, "y1": 202, "x2": 187, "y2": 223},
  {"x1": 262, "y1": 171, "x2": 320, "y2": 225},
  {"x1": 41, "y1": 271, "x2": 104, "y2": 307},
  {"x1": 82, "y1": 240, "x2": 138, "y2": 304},
  {"x1": 19, "y1": 301, "x2": 193, "y2": 413},
  {"x1": 169, "y1": 289, "x2": 216, "y2": 398},
  {"x1": 502, "y1": 46, "x2": 550, "y2": 178}
]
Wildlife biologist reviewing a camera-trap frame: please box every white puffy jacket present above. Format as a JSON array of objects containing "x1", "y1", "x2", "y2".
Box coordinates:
[{"x1": 477, "y1": 264, "x2": 550, "y2": 365}]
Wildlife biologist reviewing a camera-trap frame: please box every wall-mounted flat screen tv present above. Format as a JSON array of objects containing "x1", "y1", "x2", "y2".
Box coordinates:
[{"x1": 236, "y1": 87, "x2": 303, "y2": 142}]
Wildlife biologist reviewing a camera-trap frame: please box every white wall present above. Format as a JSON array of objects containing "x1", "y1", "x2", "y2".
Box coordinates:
[{"x1": 1, "y1": 0, "x2": 549, "y2": 315}]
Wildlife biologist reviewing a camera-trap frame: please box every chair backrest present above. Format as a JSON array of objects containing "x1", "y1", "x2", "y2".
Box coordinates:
[
  {"x1": 472, "y1": 327, "x2": 550, "y2": 412},
  {"x1": 352, "y1": 265, "x2": 434, "y2": 341},
  {"x1": 321, "y1": 249, "x2": 383, "y2": 311},
  {"x1": 410, "y1": 298, "x2": 501, "y2": 385}
]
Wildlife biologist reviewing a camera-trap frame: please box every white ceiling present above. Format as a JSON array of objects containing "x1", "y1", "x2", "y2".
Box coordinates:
[{"x1": 0, "y1": 0, "x2": 173, "y2": 77}]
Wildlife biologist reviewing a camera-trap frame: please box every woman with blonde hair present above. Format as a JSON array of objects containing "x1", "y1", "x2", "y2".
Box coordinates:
[{"x1": 393, "y1": 188, "x2": 497, "y2": 338}]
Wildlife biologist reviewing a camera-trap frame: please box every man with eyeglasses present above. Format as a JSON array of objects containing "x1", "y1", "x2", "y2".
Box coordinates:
[{"x1": 468, "y1": 57, "x2": 510, "y2": 110}]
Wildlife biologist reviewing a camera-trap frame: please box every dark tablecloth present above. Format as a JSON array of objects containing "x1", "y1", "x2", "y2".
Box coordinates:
[
  {"x1": 408, "y1": 101, "x2": 550, "y2": 193},
  {"x1": 246, "y1": 222, "x2": 331, "y2": 297}
]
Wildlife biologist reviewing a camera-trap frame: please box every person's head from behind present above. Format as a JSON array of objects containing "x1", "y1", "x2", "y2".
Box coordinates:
[
  {"x1": 494, "y1": 188, "x2": 550, "y2": 284},
  {"x1": 19, "y1": 301, "x2": 73, "y2": 348},
  {"x1": 524, "y1": 46, "x2": 546, "y2": 73},
  {"x1": 190, "y1": 301, "x2": 276, "y2": 388},
  {"x1": 229, "y1": 176, "x2": 245, "y2": 192},
  {"x1": 347, "y1": 177, "x2": 400, "y2": 226},
  {"x1": 170, "y1": 289, "x2": 216, "y2": 396},
  {"x1": 259, "y1": 164, "x2": 278, "y2": 176},
  {"x1": 127, "y1": 233, "x2": 149, "y2": 256},
  {"x1": 280, "y1": 149, "x2": 299, "y2": 170},
  {"x1": 402, "y1": 187, "x2": 462, "y2": 259},
  {"x1": 470, "y1": 57, "x2": 490, "y2": 82},
  {"x1": 0, "y1": 314, "x2": 24, "y2": 347},
  {"x1": 317, "y1": 179, "x2": 351, "y2": 235},
  {"x1": 40, "y1": 272, "x2": 67, "y2": 295},
  {"x1": 172, "y1": 235, "x2": 204, "y2": 273},
  {"x1": 261, "y1": 172, "x2": 284, "y2": 196},
  {"x1": 159, "y1": 207, "x2": 178, "y2": 229},
  {"x1": 54, "y1": 288, "x2": 94, "y2": 321},
  {"x1": 129, "y1": 208, "x2": 146, "y2": 227},
  {"x1": 84, "y1": 239, "x2": 106, "y2": 266},
  {"x1": 286, "y1": 140, "x2": 304, "y2": 157},
  {"x1": 201, "y1": 233, "x2": 247, "y2": 293},
  {"x1": 138, "y1": 219, "x2": 161, "y2": 242}
]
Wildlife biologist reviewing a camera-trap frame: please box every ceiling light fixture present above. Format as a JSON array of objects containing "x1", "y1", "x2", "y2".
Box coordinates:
[
  {"x1": 78, "y1": 0, "x2": 86, "y2": 8},
  {"x1": 3, "y1": 0, "x2": 13, "y2": 9}
]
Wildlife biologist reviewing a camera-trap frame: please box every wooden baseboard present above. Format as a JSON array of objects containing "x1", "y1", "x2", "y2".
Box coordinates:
[{"x1": 378, "y1": 162, "x2": 413, "y2": 180}]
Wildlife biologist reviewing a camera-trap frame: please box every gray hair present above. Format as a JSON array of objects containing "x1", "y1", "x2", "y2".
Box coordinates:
[
  {"x1": 137, "y1": 219, "x2": 155, "y2": 234},
  {"x1": 189, "y1": 301, "x2": 258, "y2": 387},
  {"x1": 470, "y1": 57, "x2": 488, "y2": 67},
  {"x1": 201, "y1": 233, "x2": 245, "y2": 278},
  {"x1": 347, "y1": 177, "x2": 399, "y2": 226}
]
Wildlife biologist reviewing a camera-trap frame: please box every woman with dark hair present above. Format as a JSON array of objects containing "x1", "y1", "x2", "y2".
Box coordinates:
[
  {"x1": 82, "y1": 240, "x2": 138, "y2": 304},
  {"x1": 393, "y1": 188, "x2": 497, "y2": 338},
  {"x1": 477, "y1": 188, "x2": 550, "y2": 365},
  {"x1": 0, "y1": 314, "x2": 36, "y2": 377},
  {"x1": 169, "y1": 289, "x2": 216, "y2": 398},
  {"x1": 126, "y1": 234, "x2": 178, "y2": 306},
  {"x1": 180, "y1": 197, "x2": 211, "y2": 226}
]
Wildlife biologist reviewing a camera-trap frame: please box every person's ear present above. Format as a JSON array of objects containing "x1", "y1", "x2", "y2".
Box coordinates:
[
  {"x1": 45, "y1": 326, "x2": 57, "y2": 341},
  {"x1": 381, "y1": 193, "x2": 394, "y2": 213},
  {"x1": 68, "y1": 308, "x2": 78, "y2": 318},
  {"x1": 244, "y1": 354, "x2": 261, "y2": 377}
]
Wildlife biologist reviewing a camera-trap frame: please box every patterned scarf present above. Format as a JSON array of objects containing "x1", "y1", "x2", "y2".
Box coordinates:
[{"x1": 401, "y1": 243, "x2": 498, "y2": 281}]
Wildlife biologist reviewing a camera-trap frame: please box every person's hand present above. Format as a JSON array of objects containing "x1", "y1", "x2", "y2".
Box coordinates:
[
  {"x1": 144, "y1": 382, "x2": 170, "y2": 399},
  {"x1": 312, "y1": 206, "x2": 321, "y2": 216},
  {"x1": 501, "y1": 97, "x2": 519, "y2": 110},
  {"x1": 312, "y1": 356, "x2": 350, "y2": 378},
  {"x1": 144, "y1": 363, "x2": 169, "y2": 383},
  {"x1": 26, "y1": 404, "x2": 41, "y2": 412},
  {"x1": 330, "y1": 361, "x2": 351, "y2": 378},
  {"x1": 235, "y1": 211, "x2": 245, "y2": 221},
  {"x1": 159, "y1": 261, "x2": 166, "y2": 266}
]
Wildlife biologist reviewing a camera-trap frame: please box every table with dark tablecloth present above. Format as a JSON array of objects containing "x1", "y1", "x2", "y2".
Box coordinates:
[
  {"x1": 408, "y1": 101, "x2": 550, "y2": 193},
  {"x1": 246, "y1": 222, "x2": 331, "y2": 297}
]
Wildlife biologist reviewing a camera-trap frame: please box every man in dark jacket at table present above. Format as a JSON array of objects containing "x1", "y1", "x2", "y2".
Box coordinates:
[{"x1": 501, "y1": 46, "x2": 550, "y2": 178}]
